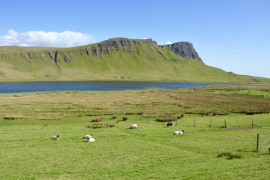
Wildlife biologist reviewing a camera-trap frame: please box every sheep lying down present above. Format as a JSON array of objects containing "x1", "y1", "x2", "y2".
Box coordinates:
[
  {"x1": 84, "y1": 134, "x2": 95, "y2": 142},
  {"x1": 88, "y1": 138, "x2": 95, "y2": 142},
  {"x1": 173, "y1": 130, "x2": 184, "y2": 136},
  {"x1": 51, "y1": 135, "x2": 60, "y2": 140}
]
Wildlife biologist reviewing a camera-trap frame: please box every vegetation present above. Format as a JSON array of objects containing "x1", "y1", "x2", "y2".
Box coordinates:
[
  {"x1": 0, "y1": 83, "x2": 270, "y2": 179},
  {"x1": 0, "y1": 113, "x2": 270, "y2": 179},
  {"x1": 217, "y1": 152, "x2": 243, "y2": 160},
  {"x1": 0, "y1": 39, "x2": 269, "y2": 82},
  {"x1": 0, "y1": 83, "x2": 269, "y2": 121}
]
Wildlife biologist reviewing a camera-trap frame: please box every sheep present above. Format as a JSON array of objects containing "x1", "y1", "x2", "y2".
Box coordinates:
[
  {"x1": 130, "y1": 124, "x2": 138, "y2": 129},
  {"x1": 166, "y1": 121, "x2": 174, "y2": 127},
  {"x1": 51, "y1": 135, "x2": 60, "y2": 140},
  {"x1": 84, "y1": 134, "x2": 93, "y2": 140},
  {"x1": 173, "y1": 130, "x2": 184, "y2": 136},
  {"x1": 88, "y1": 137, "x2": 95, "y2": 142},
  {"x1": 84, "y1": 134, "x2": 95, "y2": 142}
]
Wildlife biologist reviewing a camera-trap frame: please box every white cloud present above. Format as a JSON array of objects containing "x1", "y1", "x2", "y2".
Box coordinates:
[
  {"x1": 166, "y1": 41, "x2": 172, "y2": 45},
  {"x1": 0, "y1": 30, "x2": 95, "y2": 47}
]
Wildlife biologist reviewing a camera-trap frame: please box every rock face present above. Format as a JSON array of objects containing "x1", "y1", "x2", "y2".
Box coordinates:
[
  {"x1": 45, "y1": 38, "x2": 201, "y2": 64},
  {"x1": 0, "y1": 38, "x2": 202, "y2": 69},
  {"x1": 161, "y1": 42, "x2": 201, "y2": 60},
  {"x1": 84, "y1": 38, "x2": 157, "y2": 56}
]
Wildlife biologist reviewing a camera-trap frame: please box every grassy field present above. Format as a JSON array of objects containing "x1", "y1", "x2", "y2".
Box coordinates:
[
  {"x1": 0, "y1": 84, "x2": 270, "y2": 179},
  {"x1": 0, "y1": 114, "x2": 269, "y2": 179}
]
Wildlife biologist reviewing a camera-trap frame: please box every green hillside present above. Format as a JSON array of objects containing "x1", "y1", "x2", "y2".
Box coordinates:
[{"x1": 0, "y1": 38, "x2": 268, "y2": 82}]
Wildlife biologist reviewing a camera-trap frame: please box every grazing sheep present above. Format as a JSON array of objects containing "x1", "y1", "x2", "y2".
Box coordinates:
[
  {"x1": 130, "y1": 124, "x2": 138, "y2": 129},
  {"x1": 173, "y1": 130, "x2": 184, "y2": 136},
  {"x1": 166, "y1": 121, "x2": 174, "y2": 127},
  {"x1": 51, "y1": 135, "x2": 60, "y2": 140}
]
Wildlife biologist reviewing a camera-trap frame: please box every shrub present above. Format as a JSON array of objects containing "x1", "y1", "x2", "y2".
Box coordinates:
[
  {"x1": 3, "y1": 117, "x2": 16, "y2": 120},
  {"x1": 3, "y1": 116, "x2": 22, "y2": 120},
  {"x1": 13, "y1": 94, "x2": 22, "y2": 97},
  {"x1": 176, "y1": 114, "x2": 184, "y2": 119},
  {"x1": 217, "y1": 152, "x2": 242, "y2": 160},
  {"x1": 156, "y1": 114, "x2": 181, "y2": 122},
  {"x1": 90, "y1": 118, "x2": 102, "y2": 122},
  {"x1": 111, "y1": 115, "x2": 117, "y2": 119},
  {"x1": 88, "y1": 122, "x2": 115, "y2": 129},
  {"x1": 123, "y1": 116, "x2": 128, "y2": 121}
]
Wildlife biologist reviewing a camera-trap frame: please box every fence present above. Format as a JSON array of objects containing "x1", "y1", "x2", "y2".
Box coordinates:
[{"x1": 256, "y1": 133, "x2": 270, "y2": 153}]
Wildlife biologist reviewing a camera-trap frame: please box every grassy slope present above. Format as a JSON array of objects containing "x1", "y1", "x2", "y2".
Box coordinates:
[{"x1": 0, "y1": 40, "x2": 269, "y2": 82}]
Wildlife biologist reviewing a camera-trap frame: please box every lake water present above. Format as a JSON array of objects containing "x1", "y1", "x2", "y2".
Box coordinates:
[{"x1": 0, "y1": 81, "x2": 211, "y2": 93}]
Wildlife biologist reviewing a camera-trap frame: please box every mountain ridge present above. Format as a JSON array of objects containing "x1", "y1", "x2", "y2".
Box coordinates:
[{"x1": 0, "y1": 38, "x2": 269, "y2": 82}]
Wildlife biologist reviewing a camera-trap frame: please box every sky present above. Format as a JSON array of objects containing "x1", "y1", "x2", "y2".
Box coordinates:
[{"x1": 0, "y1": 0, "x2": 269, "y2": 78}]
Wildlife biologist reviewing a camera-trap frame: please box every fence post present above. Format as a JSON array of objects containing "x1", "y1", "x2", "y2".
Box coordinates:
[
  {"x1": 256, "y1": 133, "x2": 259, "y2": 151},
  {"x1": 193, "y1": 119, "x2": 196, "y2": 127},
  {"x1": 252, "y1": 121, "x2": 254, "y2": 129},
  {"x1": 224, "y1": 119, "x2": 227, "y2": 128},
  {"x1": 209, "y1": 119, "x2": 212, "y2": 128}
]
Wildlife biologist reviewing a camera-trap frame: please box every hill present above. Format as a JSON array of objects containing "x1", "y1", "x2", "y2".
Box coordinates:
[{"x1": 0, "y1": 38, "x2": 268, "y2": 82}]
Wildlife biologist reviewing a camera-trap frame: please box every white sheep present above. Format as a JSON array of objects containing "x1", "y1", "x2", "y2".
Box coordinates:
[
  {"x1": 51, "y1": 135, "x2": 60, "y2": 140},
  {"x1": 173, "y1": 130, "x2": 184, "y2": 136},
  {"x1": 88, "y1": 137, "x2": 95, "y2": 142},
  {"x1": 84, "y1": 134, "x2": 95, "y2": 142},
  {"x1": 84, "y1": 134, "x2": 93, "y2": 139},
  {"x1": 130, "y1": 124, "x2": 138, "y2": 129}
]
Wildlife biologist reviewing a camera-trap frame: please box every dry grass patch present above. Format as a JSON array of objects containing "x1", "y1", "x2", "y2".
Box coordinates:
[{"x1": 217, "y1": 152, "x2": 242, "y2": 160}]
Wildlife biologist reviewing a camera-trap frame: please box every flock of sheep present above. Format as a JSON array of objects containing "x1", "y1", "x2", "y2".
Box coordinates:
[{"x1": 51, "y1": 122, "x2": 184, "y2": 142}]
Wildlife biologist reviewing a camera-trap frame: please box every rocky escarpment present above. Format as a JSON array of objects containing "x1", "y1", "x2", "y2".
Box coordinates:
[
  {"x1": 160, "y1": 42, "x2": 201, "y2": 60},
  {"x1": 0, "y1": 38, "x2": 202, "y2": 67},
  {"x1": 84, "y1": 38, "x2": 157, "y2": 56},
  {"x1": 3, "y1": 38, "x2": 201, "y2": 65}
]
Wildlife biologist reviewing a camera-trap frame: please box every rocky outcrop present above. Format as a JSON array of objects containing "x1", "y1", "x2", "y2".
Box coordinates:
[
  {"x1": 2, "y1": 38, "x2": 202, "y2": 67},
  {"x1": 84, "y1": 38, "x2": 157, "y2": 56},
  {"x1": 47, "y1": 51, "x2": 58, "y2": 64},
  {"x1": 64, "y1": 56, "x2": 72, "y2": 62},
  {"x1": 45, "y1": 38, "x2": 201, "y2": 63},
  {"x1": 160, "y1": 42, "x2": 201, "y2": 60}
]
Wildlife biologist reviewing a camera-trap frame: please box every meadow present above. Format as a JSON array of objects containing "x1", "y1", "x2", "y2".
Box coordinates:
[{"x1": 0, "y1": 83, "x2": 270, "y2": 179}]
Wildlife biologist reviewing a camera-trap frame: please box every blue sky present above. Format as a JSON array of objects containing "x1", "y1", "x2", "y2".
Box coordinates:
[{"x1": 0, "y1": 0, "x2": 269, "y2": 78}]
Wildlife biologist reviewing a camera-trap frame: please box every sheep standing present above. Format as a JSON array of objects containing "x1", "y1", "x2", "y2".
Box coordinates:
[
  {"x1": 173, "y1": 130, "x2": 184, "y2": 136},
  {"x1": 51, "y1": 135, "x2": 60, "y2": 140},
  {"x1": 130, "y1": 124, "x2": 138, "y2": 129}
]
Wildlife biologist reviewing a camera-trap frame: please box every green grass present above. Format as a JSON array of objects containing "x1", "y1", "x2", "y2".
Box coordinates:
[
  {"x1": 0, "y1": 38, "x2": 269, "y2": 82},
  {"x1": 0, "y1": 114, "x2": 270, "y2": 179},
  {"x1": 0, "y1": 84, "x2": 270, "y2": 179}
]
